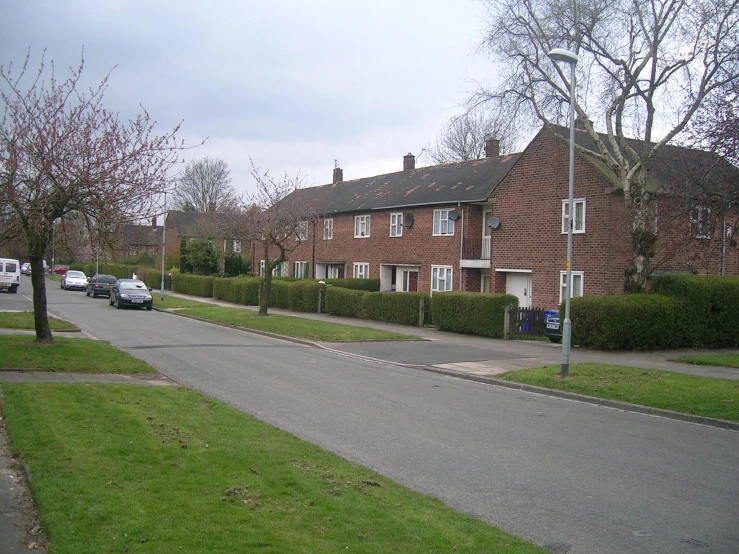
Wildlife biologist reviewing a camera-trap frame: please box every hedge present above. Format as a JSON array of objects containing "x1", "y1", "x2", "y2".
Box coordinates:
[
  {"x1": 324, "y1": 278, "x2": 379, "y2": 292},
  {"x1": 172, "y1": 274, "x2": 215, "y2": 297},
  {"x1": 288, "y1": 280, "x2": 322, "y2": 313},
  {"x1": 362, "y1": 291, "x2": 430, "y2": 326},
  {"x1": 213, "y1": 277, "x2": 261, "y2": 305},
  {"x1": 571, "y1": 294, "x2": 688, "y2": 350},
  {"x1": 431, "y1": 292, "x2": 518, "y2": 338},
  {"x1": 325, "y1": 287, "x2": 367, "y2": 318}
]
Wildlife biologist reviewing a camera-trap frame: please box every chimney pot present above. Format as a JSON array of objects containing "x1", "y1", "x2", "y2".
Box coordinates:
[
  {"x1": 403, "y1": 153, "x2": 415, "y2": 171},
  {"x1": 333, "y1": 167, "x2": 343, "y2": 183},
  {"x1": 484, "y1": 138, "x2": 500, "y2": 158}
]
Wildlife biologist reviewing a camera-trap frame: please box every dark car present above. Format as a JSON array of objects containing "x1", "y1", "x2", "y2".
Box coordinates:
[
  {"x1": 543, "y1": 311, "x2": 562, "y2": 343},
  {"x1": 86, "y1": 274, "x2": 118, "y2": 298},
  {"x1": 109, "y1": 279, "x2": 153, "y2": 310}
]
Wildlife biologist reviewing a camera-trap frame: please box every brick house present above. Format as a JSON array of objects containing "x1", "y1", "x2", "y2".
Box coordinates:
[
  {"x1": 121, "y1": 224, "x2": 162, "y2": 259},
  {"x1": 254, "y1": 125, "x2": 739, "y2": 309},
  {"x1": 164, "y1": 210, "x2": 245, "y2": 260}
]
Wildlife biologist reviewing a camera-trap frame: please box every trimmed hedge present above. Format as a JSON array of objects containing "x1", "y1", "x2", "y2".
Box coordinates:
[
  {"x1": 650, "y1": 274, "x2": 739, "y2": 347},
  {"x1": 325, "y1": 287, "x2": 367, "y2": 318},
  {"x1": 172, "y1": 274, "x2": 215, "y2": 297},
  {"x1": 267, "y1": 280, "x2": 291, "y2": 309},
  {"x1": 571, "y1": 294, "x2": 688, "y2": 350},
  {"x1": 324, "y1": 278, "x2": 379, "y2": 292},
  {"x1": 431, "y1": 292, "x2": 519, "y2": 338},
  {"x1": 362, "y1": 291, "x2": 430, "y2": 326},
  {"x1": 213, "y1": 277, "x2": 260, "y2": 305},
  {"x1": 288, "y1": 280, "x2": 322, "y2": 313}
]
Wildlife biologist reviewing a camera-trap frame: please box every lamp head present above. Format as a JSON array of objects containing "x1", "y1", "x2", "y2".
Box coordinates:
[{"x1": 548, "y1": 48, "x2": 579, "y2": 65}]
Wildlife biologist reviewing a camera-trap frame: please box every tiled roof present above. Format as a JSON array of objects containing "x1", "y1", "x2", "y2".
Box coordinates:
[
  {"x1": 167, "y1": 210, "x2": 231, "y2": 237},
  {"x1": 123, "y1": 225, "x2": 161, "y2": 247},
  {"x1": 280, "y1": 153, "x2": 522, "y2": 215}
]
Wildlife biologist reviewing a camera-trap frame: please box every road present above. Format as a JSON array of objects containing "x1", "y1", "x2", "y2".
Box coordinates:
[{"x1": 4, "y1": 277, "x2": 739, "y2": 554}]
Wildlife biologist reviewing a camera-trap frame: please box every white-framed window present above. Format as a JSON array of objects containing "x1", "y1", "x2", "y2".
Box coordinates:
[
  {"x1": 562, "y1": 199, "x2": 586, "y2": 234},
  {"x1": 559, "y1": 271, "x2": 584, "y2": 304},
  {"x1": 690, "y1": 206, "x2": 711, "y2": 239},
  {"x1": 390, "y1": 212, "x2": 403, "y2": 237},
  {"x1": 353, "y1": 262, "x2": 369, "y2": 279},
  {"x1": 433, "y1": 209, "x2": 455, "y2": 236},
  {"x1": 354, "y1": 215, "x2": 371, "y2": 238},
  {"x1": 259, "y1": 260, "x2": 265, "y2": 277},
  {"x1": 296, "y1": 221, "x2": 308, "y2": 241},
  {"x1": 293, "y1": 261, "x2": 308, "y2": 279},
  {"x1": 431, "y1": 265, "x2": 453, "y2": 293},
  {"x1": 323, "y1": 218, "x2": 333, "y2": 240},
  {"x1": 328, "y1": 265, "x2": 340, "y2": 279},
  {"x1": 233, "y1": 240, "x2": 241, "y2": 253}
]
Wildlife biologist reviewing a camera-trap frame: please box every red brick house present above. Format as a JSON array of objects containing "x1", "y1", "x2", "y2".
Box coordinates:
[
  {"x1": 254, "y1": 125, "x2": 739, "y2": 309},
  {"x1": 164, "y1": 210, "x2": 246, "y2": 260}
]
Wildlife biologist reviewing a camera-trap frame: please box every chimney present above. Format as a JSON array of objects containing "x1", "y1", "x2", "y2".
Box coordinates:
[
  {"x1": 403, "y1": 153, "x2": 415, "y2": 171},
  {"x1": 333, "y1": 167, "x2": 343, "y2": 183},
  {"x1": 484, "y1": 138, "x2": 500, "y2": 158},
  {"x1": 152, "y1": 217, "x2": 157, "y2": 229},
  {"x1": 575, "y1": 116, "x2": 592, "y2": 130}
]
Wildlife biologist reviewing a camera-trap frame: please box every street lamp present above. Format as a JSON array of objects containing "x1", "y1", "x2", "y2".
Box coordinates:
[
  {"x1": 159, "y1": 192, "x2": 167, "y2": 301},
  {"x1": 548, "y1": 47, "x2": 578, "y2": 378}
]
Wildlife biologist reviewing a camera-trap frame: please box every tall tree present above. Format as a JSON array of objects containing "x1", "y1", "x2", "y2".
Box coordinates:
[
  {"x1": 247, "y1": 159, "x2": 316, "y2": 316},
  {"x1": 474, "y1": 0, "x2": 739, "y2": 291},
  {"x1": 0, "y1": 51, "x2": 188, "y2": 341},
  {"x1": 171, "y1": 157, "x2": 237, "y2": 212}
]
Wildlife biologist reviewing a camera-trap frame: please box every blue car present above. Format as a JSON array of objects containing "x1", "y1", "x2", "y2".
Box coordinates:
[{"x1": 543, "y1": 311, "x2": 562, "y2": 343}]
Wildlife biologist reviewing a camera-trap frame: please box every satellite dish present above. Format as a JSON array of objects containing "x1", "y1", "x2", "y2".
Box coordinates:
[
  {"x1": 487, "y1": 216, "x2": 500, "y2": 229},
  {"x1": 404, "y1": 213, "x2": 414, "y2": 228},
  {"x1": 448, "y1": 210, "x2": 460, "y2": 221}
]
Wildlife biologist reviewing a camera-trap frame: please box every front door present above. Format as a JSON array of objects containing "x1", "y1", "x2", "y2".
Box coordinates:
[
  {"x1": 506, "y1": 273, "x2": 532, "y2": 308},
  {"x1": 408, "y1": 271, "x2": 418, "y2": 292}
]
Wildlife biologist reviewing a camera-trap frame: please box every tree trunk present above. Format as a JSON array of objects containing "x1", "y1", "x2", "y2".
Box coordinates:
[
  {"x1": 258, "y1": 273, "x2": 271, "y2": 316},
  {"x1": 28, "y1": 243, "x2": 53, "y2": 342},
  {"x1": 623, "y1": 182, "x2": 656, "y2": 293}
]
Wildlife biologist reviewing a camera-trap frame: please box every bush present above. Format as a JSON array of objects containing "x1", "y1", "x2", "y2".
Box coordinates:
[
  {"x1": 362, "y1": 292, "x2": 429, "y2": 326},
  {"x1": 431, "y1": 292, "x2": 518, "y2": 338},
  {"x1": 213, "y1": 277, "x2": 261, "y2": 305},
  {"x1": 289, "y1": 280, "x2": 322, "y2": 313},
  {"x1": 172, "y1": 274, "x2": 215, "y2": 297},
  {"x1": 224, "y1": 254, "x2": 250, "y2": 276},
  {"x1": 571, "y1": 294, "x2": 687, "y2": 350},
  {"x1": 324, "y1": 278, "x2": 379, "y2": 292},
  {"x1": 267, "y1": 280, "x2": 290, "y2": 309},
  {"x1": 325, "y1": 287, "x2": 367, "y2": 318}
]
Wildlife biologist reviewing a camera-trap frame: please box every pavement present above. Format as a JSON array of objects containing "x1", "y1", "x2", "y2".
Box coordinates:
[{"x1": 1, "y1": 292, "x2": 738, "y2": 552}]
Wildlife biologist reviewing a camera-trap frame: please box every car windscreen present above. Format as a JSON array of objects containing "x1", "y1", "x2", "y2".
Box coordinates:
[
  {"x1": 67, "y1": 271, "x2": 85, "y2": 278},
  {"x1": 119, "y1": 281, "x2": 147, "y2": 290}
]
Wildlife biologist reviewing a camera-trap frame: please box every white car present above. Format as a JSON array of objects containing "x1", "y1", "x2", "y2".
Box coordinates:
[{"x1": 61, "y1": 270, "x2": 88, "y2": 291}]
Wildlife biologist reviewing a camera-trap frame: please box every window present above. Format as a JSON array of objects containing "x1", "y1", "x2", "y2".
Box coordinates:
[
  {"x1": 297, "y1": 221, "x2": 308, "y2": 241},
  {"x1": 353, "y1": 263, "x2": 369, "y2": 279},
  {"x1": 259, "y1": 260, "x2": 265, "y2": 277},
  {"x1": 559, "y1": 271, "x2": 584, "y2": 304},
  {"x1": 328, "y1": 265, "x2": 340, "y2": 279},
  {"x1": 323, "y1": 218, "x2": 333, "y2": 240},
  {"x1": 562, "y1": 199, "x2": 586, "y2": 234},
  {"x1": 690, "y1": 206, "x2": 711, "y2": 239},
  {"x1": 293, "y1": 261, "x2": 308, "y2": 279},
  {"x1": 354, "y1": 215, "x2": 371, "y2": 238},
  {"x1": 390, "y1": 212, "x2": 403, "y2": 237},
  {"x1": 433, "y1": 209, "x2": 455, "y2": 236},
  {"x1": 233, "y1": 240, "x2": 241, "y2": 253},
  {"x1": 431, "y1": 265, "x2": 453, "y2": 293}
]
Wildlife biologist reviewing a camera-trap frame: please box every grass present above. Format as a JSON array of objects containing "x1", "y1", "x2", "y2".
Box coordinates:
[
  {"x1": 152, "y1": 294, "x2": 212, "y2": 309},
  {"x1": 177, "y1": 306, "x2": 418, "y2": 342},
  {"x1": 672, "y1": 353, "x2": 739, "y2": 368},
  {"x1": 498, "y1": 363, "x2": 739, "y2": 422},
  {"x1": 0, "y1": 336, "x2": 157, "y2": 373},
  {"x1": 0, "y1": 311, "x2": 78, "y2": 330},
  {"x1": 0, "y1": 384, "x2": 544, "y2": 554}
]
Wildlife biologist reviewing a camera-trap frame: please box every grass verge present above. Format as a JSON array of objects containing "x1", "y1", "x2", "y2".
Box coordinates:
[
  {"x1": 1, "y1": 384, "x2": 544, "y2": 554},
  {"x1": 0, "y1": 311, "x2": 77, "y2": 330},
  {"x1": 177, "y1": 306, "x2": 417, "y2": 342},
  {"x1": 498, "y1": 363, "x2": 739, "y2": 422},
  {"x1": 672, "y1": 353, "x2": 739, "y2": 368},
  {"x1": 0, "y1": 336, "x2": 157, "y2": 373},
  {"x1": 153, "y1": 294, "x2": 212, "y2": 309}
]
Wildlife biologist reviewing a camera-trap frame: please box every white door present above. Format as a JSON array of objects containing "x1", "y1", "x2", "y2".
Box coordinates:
[{"x1": 506, "y1": 273, "x2": 532, "y2": 308}]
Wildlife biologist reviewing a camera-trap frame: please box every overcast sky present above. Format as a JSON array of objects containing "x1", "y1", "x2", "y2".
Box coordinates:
[{"x1": 1, "y1": 0, "x2": 499, "y2": 198}]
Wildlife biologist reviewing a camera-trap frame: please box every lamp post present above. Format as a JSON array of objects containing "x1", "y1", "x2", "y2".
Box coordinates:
[
  {"x1": 548, "y1": 47, "x2": 578, "y2": 378},
  {"x1": 160, "y1": 192, "x2": 167, "y2": 301}
]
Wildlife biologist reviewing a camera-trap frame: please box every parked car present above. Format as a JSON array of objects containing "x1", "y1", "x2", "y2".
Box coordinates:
[
  {"x1": 86, "y1": 274, "x2": 118, "y2": 298},
  {"x1": 61, "y1": 270, "x2": 88, "y2": 291},
  {"x1": 52, "y1": 264, "x2": 69, "y2": 275},
  {"x1": 0, "y1": 258, "x2": 21, "y2": 293},
  {"x1": 543, "y1": 311, "x2": 562, "y2": 343},
  {"x1": 109, "y1": 279, "x2": 153, "y2": 310},
  {"x1": 20, "y1": 262, "x2": 31, "y2": 275}
]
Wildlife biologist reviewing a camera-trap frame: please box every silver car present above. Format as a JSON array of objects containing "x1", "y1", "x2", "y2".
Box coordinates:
[{"x1": 61, "y1": 270, "x2": 88, "y2": 291}]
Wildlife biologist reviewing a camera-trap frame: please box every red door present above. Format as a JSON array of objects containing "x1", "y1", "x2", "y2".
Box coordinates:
[{"x1": 408, "y1": 271, "x2": 418, "y2": 292}]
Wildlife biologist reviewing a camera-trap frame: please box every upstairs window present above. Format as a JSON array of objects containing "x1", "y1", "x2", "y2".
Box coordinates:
[
  {"x1": 323, "y1": 218, "x2": 333, "y2": 240},
  {"x1": 433, "y1": 209, "x2": 455, "y2": 236},
  {"x1": 562, "y1": 199, "x2": 586, "y2": 234},
  {"x1": 390, "y1": 212, "x2": 403, "y2": 237},
  {"x1": 690, "y1": 206, "x2": 711, "y2": 239},
  {"x1": 296, "y1": 221, "x2": 308, "y2": 241},
  {"x1": 355, "y1": 215, "x2": 371, "y2": 238}
]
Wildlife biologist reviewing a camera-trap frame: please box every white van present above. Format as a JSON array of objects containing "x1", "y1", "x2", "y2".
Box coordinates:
[{"x1": 0, "y1": 258, "x2": 21, "y2": 293}]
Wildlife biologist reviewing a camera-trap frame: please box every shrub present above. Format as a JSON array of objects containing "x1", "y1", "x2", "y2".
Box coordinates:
[
  {"x1": 324, "y1": 278, "x2": 379, "y2": 292},
  {"x1": 172, "y1": 274, "x2": 215, "y2": 297},
  {"x1": 571, "y1": 294, "x2": 688, "y2": 350},
  {"x1": 362, "y1": 292, "x2": 429, "y2": 326},
  {"x1": 325, "y1": 287, "x2": 367, "y2": 317},
  {"x1": 289, "y1": 280, "x2": 322, "y2": 313},
  {"x1": 431, "y1": 292, "x2": 518, "y2": 338},
  {"x1": 267, "y1": 280, "x2": 290, "y2": 309}
]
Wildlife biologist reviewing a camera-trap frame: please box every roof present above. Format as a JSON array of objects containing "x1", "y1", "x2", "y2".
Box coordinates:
[
  {"x1": 123, "y1": 225, "x2": 162, "y2": 247},
  {"x1": 280, "y1": 153, "x2": 522, "y2": 215},
  {"x1": 548, "y1": 124, "x2": 739, "y2": 193},
  {"x1": 166, "y1": 210, "x2": 232, "y2": 237}
]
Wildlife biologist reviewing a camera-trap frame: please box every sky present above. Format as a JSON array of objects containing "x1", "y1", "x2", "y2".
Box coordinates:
[{"x1": 1, "y1": 0, "x2": 499, "y2": 199}]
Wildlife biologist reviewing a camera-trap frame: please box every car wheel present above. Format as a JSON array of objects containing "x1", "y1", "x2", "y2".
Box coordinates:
[
  {"x1": 109, "y1": 296, "x2": 114, "y2": 306},
  {"x1": 61, "y1": 282, "x2": 64, "y2": 289},
  {"x1": 146, "y1": 305, "x2": 152, "y2": 311},
  {"x1": 115, "y1": 297, "x2": 121, "y2": 309}
]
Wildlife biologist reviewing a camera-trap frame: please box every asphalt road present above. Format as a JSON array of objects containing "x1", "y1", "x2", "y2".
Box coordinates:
[{"x1": 4, "y1": 277, "x2": 739, "y2": 554}]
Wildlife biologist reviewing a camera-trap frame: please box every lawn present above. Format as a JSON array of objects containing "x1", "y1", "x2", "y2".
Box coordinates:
[
  {"x1": 498, "y1": 363, "x2": 739, "y2": 422},
  {"x1": 177, "y1": 306, "x2": 418, "y2": 342},
  {"x1": 0, "y1": 336, "x2": 157, "y2": 373},
  {"x1": 0, "y1": 311, "x2": 78, "y2": 330},
  {"x1": 1, "y1": 385, "x2": 544, "y2": 554},
  {"x1": 152, "y1": 294, "x2": 212, "y2": 309},
  {"x1": 672, "y1": 353, "x2": 739, "y2": 368}
]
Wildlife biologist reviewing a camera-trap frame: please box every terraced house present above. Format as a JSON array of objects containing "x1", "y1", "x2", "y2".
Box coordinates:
[{"x1": 254, "y1": 124, "x2": 739, "y2": 310}]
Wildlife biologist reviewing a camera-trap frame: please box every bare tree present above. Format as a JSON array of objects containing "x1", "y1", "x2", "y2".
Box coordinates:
[
  {"x1": 0, "y1": 50, "x2": 190, "y2": 341},
  {"x1": 425, "y1": 108, "x2": 518, "y2": 163},
  {"x1": 246, "y1": 159, "x2": 316, "y2": 316},
  {"x1": 474, "y1": 0, "x2": 739, "y2": 291},
  {"x1": 171, "y1": 157, "x2": 237, "y2": 212}
]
